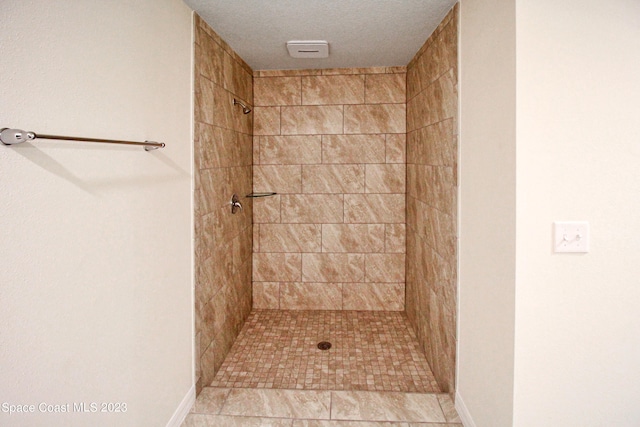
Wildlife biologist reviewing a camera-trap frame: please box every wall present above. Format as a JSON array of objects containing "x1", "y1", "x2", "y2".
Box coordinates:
[
  {"x1": 193, "y1": 15, "x2": 253, "y2": 393},
  {"x1": 513, "y1": 0, "x2": 640, "y2": 425},
  {"x1": 0, "y1": 1, "x2": 193, "y2": 426},
  {"x1": 406, "y1": 5, "x2": 459, "y2": 394},
  {"x1": 252, "y1": 67, "x2": 406, "y2": 311},
  {"x1": 457, "y1": 0, "x2": 516, "y2": 425}
]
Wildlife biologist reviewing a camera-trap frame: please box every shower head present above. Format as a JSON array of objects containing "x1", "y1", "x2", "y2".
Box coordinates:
[{"x1": 233, "y1": 99, "x2": 252, "y2": 114}]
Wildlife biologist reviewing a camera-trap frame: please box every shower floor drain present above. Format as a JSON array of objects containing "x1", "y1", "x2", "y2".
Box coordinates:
[{"x1": 317, "y1": 341, "x2": 332, "y2": 350}]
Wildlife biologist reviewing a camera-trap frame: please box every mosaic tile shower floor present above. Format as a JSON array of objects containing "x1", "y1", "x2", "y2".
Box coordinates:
[{"x1": 211, "y1": 310, "x2": 440, "y2": 393}]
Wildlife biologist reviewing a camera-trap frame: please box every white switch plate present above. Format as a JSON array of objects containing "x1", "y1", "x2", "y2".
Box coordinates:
[{"x1": 553, "y1": 221, "x2": 590, "y2": 253}]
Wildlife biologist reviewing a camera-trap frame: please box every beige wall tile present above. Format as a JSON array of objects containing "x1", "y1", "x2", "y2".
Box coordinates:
[
  {"x1": 253, "y1": 253, "x2": 302, "y2": 282},
  {"x1": 423, "y1": 207, "x2": 455, "y2": 261},
  {"x1": 235, "y1": 107, "x2": 253, "y2": 137},
  {"x1": 386, "y1": 66, "x2": 407, "y2": 74},
  {"x1": 407, "y1": 119, "x2": 456, "y2": 167},
  {"x1": 195, "y1": 32, "x2": 224, "y2": 86},
  {"x1": 385, "y1": 134, "x2": 406, "y2": 164},
  {"x1": 221, "y1": 389, "x2": 331, "y2": 419},
  {"x1": 438, "y1": 394, "x2": 461, "y2": 423},
  {"x1": 411, "y1": 47, "x2": 434, "y2": 101},
  {"x1": 222, "y1": 52, "x2": 252, "y2": 102},
  {"x1": 330, "y1": 391, "x2": 445, "y2": 423},
  {"x1": 321, "y1": 224, "x2": 385, "y2": 253},
  {"x1": 407, "y1": 70, "x2": 456, "y2": 132},
  {"x1": 195, "y1": 122, "x2": 225, "y2": 170},
  {"x1": 344, "y1": 104, "x2": 406, "y2": 134},
  {"x1": 219, "y1": 90, "x2": 250, "y2": 133},
  {"x1": 252, "y1": 136, "x2": 260, "y2": 164},
  {"x1": 302, "y1": 253, "x2": 365, "y2": 283},
  {"x1": 251, "y1": 65, "x2": 409, "y2": 313},
  {"x1": 407, "y1": 165, "x2": 456, "y2": 215},
  {"x1": 365, "y1": 73, "x2": 406, "y2": 104},
  {"x1": 365, "y1": 164, "x2": 406, "y2": 193},
  {"x1": 254, "y1": 165, "x2": 302, "y2": 194},
  {"x1": 302, "y1": 165, "x2": 365, "y2": 194},
  {"x1": 194, "y1": 15, "x2": 254, "y2": 393},
  {"x1": 281, "y1": 194, "x2": 344, "y2": 223},
  {"x1": 322, "y1": 66, "x2": 389, "y2": 75},
  {"x1": 253, "y1": 224, "x2": 260, "y2": 253},
  {"x1": 365, "y1": 254, "x2": 405, "y2": 283},
  {"x1": 194, "y1": 75, "x2": 215, "y2": 125},
  {"x1": 253, "y1": 282, "x2": 280, "y2": 309},
  {"x1": 343, "y1": 283, "x2": 404, "y2": 311},
  {"x1": 197, "y1": 168, "x2": 231, "y2": 215},
  {"x1": 301, "y1": 75, "x2": 365, "y2": 105},
  {"x1": 281, "y1": 105, "x2": 344, "y2": 135},
  {"x1": 280, "y1": 282, "x2": 342, "y2": 310},
  {"x1": 199, "y1": 342, "x2": 217, "y2": 386},
  {"x1": 238, "y1": 133, "x2": 254, "y2": 166},
  {"x1": 408, "y1": 23, "x2": 457, "y2": 100},
  {"x1": 259, "y1": 224, "x2": 321, "y2": 253},
  {"x1": 260, "y1": 135, "x2": 322, "y2": 165},
  {"x1": 322, "y1": 135, "x2": 386, "y2": 164},
  {"x1": 406, "y1": 5, "x2": 457, "y2": 394},
  {"x1": 253, "y1": 195, "x2": 281, "y2": 223},
  {"x1": 256, "y1": 69, "x2": 322, "y2": 77},
  {"x1": 195, "y1": 14, "x2": 221, "y2": 45},
  {"x1": 344, "y1": 194, "x2": 405, "y2": 223},
  {"x1": 254, "y1": 77, "x2": 301, "y2": 106},
  {"x1": 385, "y1": 224, "x2": 406, "y2": 253},
  {"x1": 191, "y1": 387, "x2": 230, "y2": 414},
  {"x1": 254, "y1": 106, "x2": 281, "y2": 135},
  {"x1": 406, "y1": 63, "x2": 421, "y2": 100}
]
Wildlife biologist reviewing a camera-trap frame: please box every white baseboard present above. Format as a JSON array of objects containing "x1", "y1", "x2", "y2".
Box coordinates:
[
  {"x1": 166, "y1": 384, "x2": 195, "y2": 427},
  {"x1": 455, "y1": 391, "x2": 477, "y2": 427}
]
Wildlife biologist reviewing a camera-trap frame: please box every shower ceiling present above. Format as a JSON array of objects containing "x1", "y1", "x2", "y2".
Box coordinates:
[{"x1": 183, "y1": 0, "x2": 457, "y2": 70}]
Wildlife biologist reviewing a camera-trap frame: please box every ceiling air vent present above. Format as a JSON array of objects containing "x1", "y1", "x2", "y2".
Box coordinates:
[{"x1": 286, "y1": 40, "x2": 329, "y2": 59}]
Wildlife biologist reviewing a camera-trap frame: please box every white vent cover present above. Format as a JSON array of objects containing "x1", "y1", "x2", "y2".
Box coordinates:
[{"x1": 286, "y1": 40, "x2": 329, "y2": 58}]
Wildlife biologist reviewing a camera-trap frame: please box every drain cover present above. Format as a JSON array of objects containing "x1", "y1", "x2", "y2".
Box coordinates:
[{"x1": 317, "y1": 341, "x2": 332, "y2": 350}]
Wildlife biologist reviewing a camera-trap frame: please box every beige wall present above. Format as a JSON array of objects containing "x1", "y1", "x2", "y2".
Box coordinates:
[
  {"x1": 513, "y1": 0, "x2": 640, "y2": 425},
  {"x1": 406, "y1": 5, "x2": 459, "y2": 394},
  {"x1": 193, "y1": 16, "x2": 253, "y2": 393},
  {"x1": 459, "y1": 1, "x2": 640, "y2": 425},
  {"x1": 252, "y1": 67, "x2": 407, "y2": 311},
  {"x1": 457, "y1": 0, "x2": 516, "y2": 425},
  {"x1": 0, "y1": 1, "x2": 193, "y2": 426}
]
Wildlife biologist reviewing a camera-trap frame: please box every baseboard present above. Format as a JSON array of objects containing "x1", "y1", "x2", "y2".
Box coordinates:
[
  {"x1": 455, "y1": 391, "x2": 477, "y2": 427},
  {"x1": 166, "y1": 384, "x2": 195, "y2": 427}
]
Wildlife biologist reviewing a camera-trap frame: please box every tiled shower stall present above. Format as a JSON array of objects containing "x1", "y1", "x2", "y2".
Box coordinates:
[{"x1": 194, "y1": 4, "x2": 458, "y2": 397}]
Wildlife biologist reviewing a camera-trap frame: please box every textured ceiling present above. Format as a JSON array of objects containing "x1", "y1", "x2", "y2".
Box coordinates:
[{"x1": 183, "y1": 0, "x2": 457, "y2": 71}]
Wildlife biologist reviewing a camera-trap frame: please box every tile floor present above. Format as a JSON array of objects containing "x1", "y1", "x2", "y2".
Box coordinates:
[
  {"x1": 183, "y1": 387, "x2": 463, "y2": 426},
  {"x1": 211, "y1": 310, "x2": 439, "y2": 392},
  {"x1": 185, "y1": 310, "x2": 462, "y2": 426}
]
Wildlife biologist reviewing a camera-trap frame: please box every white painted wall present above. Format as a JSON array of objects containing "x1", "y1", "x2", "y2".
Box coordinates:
[
  {"x1": 460, "y1": 0, "x2": 640, "y2": 425},
  {"x1": 457, "y1": 1, "x2": 516, "y2": 426},
  {"x1": 0, "y1": 1, "x2": 194, "y2": 426},
  {"x1": 513, "y1": 0, "x2": 640, "y2": 425}
]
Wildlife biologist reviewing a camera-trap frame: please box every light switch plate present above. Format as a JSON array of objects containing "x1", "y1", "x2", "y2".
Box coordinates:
[{"x1": 553, "y1": 221, "x2": 590, "y2": 253}]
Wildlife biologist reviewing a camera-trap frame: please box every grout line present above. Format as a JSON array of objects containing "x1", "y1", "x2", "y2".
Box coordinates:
[
  {"x1": 216, "y1": 388, "x2": 232, "y2": 415},
  {"x1": 329, "y1": 391, "x2": 334, "y2": 420},
  {"x1": 435, "y1": 394, "x2": 447, "y2": 423},
  {"x1": 299, "y1": 76, "x2": 303, "y2": 106}
]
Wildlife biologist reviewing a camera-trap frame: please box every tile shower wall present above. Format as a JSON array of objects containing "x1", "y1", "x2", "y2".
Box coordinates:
[
  {"x1": 252, "y1": 67, "x2": 407, "y2": 311},
  {"x1": 194, "y1": 15, "x2": 253, "y2": 393},
  {"x1": 406, "y1": 5, "x2": 458, "y2": 393}
]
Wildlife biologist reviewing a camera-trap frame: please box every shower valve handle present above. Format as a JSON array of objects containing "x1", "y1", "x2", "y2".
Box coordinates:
[{"x1": 231, "y1": 194, "x2": 243, "y2": 214}]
